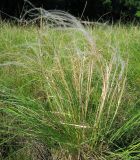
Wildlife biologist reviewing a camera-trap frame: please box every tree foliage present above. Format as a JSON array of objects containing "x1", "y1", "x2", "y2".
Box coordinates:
[
  {"x1": 117, "y1": 0, "x2": 140, "y2": 18},
  {"x1": 0, "y1": 0, "x2": 139, "y2": 21}
]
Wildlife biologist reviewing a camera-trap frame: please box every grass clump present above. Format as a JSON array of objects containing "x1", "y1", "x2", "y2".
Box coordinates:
[{"x1": 0, "y1": 11, "x2": 140, "y2": 160}]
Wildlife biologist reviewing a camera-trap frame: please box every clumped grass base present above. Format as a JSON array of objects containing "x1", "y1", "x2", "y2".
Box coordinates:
[{"x1": 0, "y1": 13, "x2": 140, "y2": 160}]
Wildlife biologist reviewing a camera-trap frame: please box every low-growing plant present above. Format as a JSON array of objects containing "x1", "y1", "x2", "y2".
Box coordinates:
[{"x1": 0, "y1": 10, "x2": 140, "y2": 160}]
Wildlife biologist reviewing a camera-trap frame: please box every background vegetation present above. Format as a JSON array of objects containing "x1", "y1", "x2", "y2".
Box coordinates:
[{"x1": 0, "y1": 0, "x2": 140, "y2": 21}]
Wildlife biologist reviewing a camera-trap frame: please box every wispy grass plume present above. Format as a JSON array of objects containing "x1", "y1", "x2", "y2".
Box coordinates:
[{"x1": 0, "y1": 8, "x2": 140, "y2": 160}]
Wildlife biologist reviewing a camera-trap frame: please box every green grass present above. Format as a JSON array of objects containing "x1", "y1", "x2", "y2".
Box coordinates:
[{"x1": 0, "y1": 21, "x2": 140, "y2": 160}]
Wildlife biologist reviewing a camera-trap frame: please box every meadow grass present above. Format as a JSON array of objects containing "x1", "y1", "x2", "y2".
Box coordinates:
[{"x1": 0, "y1": 16, "x2": 140, "y2": 160}]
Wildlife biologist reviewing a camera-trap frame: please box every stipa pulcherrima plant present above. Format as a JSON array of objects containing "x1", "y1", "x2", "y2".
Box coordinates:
[{"x1": 0, "y1": 8, "x2": 140, "y2": 160}]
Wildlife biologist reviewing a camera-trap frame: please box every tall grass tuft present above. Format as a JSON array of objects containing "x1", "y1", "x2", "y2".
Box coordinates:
[{"x1": 0, "y1": 9, "x2": 140, "y2": 160}]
